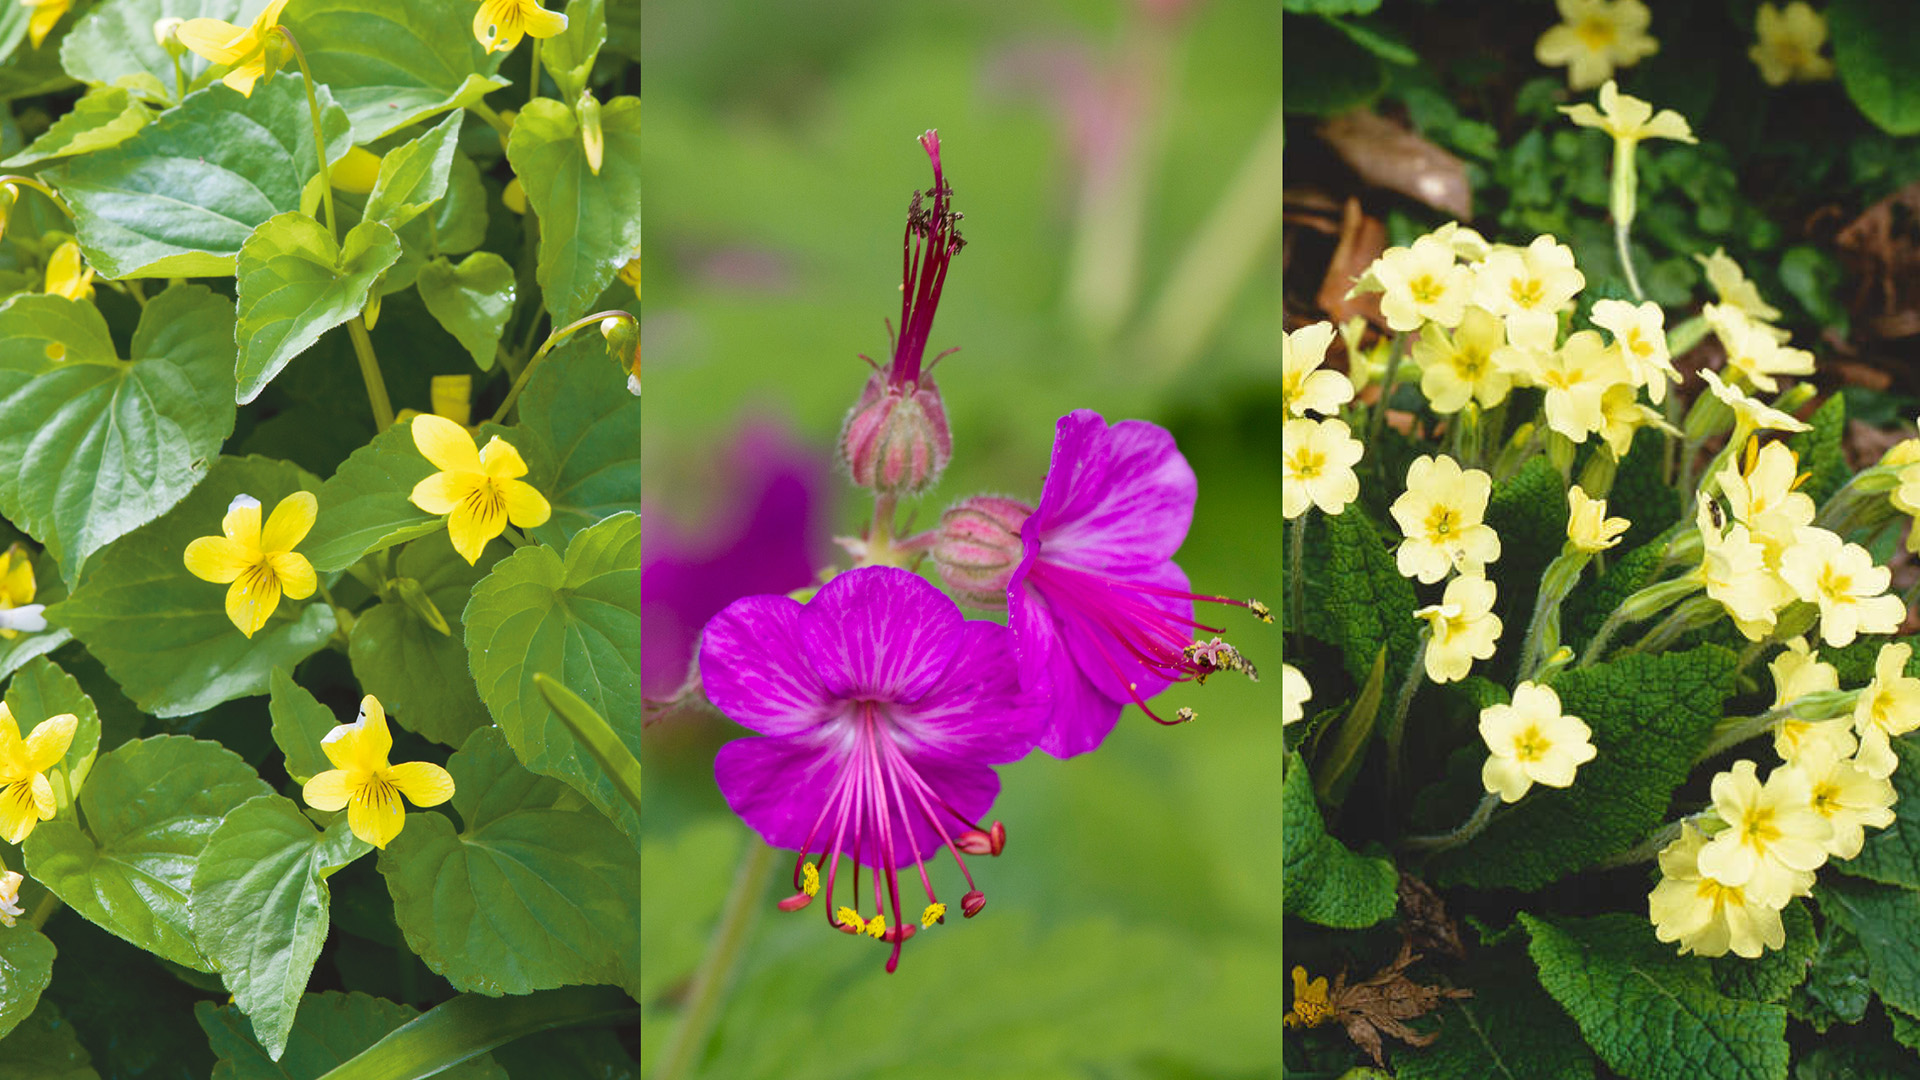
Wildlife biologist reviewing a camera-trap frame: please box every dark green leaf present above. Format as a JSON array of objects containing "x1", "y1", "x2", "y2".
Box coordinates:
[
  {"x1": 348, "y1": 531, "x2": 500, "y2": 747},
  {"x1": 0, "y1": 921, "x2": 57, "y2": 1041},
  {"x1": 363, "y1": 110, "x2": 463, "y2": 230},
  {"x1": 2, "y1": 85, "x2": 149, "y2": 167},
  {"x1": 415, "y1": 252, "x2": 515, "y2": 371},
  {"x1": 281, "y1": 0, "x2": 510, "y2": 143},
  {"x1": 1281, "y1": 752, "x2": 1396, "y2": 929},
  {"x1": 513, "y1": 336, "x2": 641, "y2": 546},
  {"x1": 234, "y1": 214, "x2": 401, "y2": 404},
  {"x1": 269, "y1": 667, "x2": 341, "y2": 785},
  {"x1": 0, "y1": 1000, "x2": 96, "y2": 1079},
  {"x1": 301, "y1": 422, "x2": 441, "y2": 574},
  {"x1": 1831, "y1": 0, "x2": 1920, "y2": 136},
  {"x1": 505, "y1": 95, "x2": 640, "y2": 324},
  {"x1": 197, "y1": 991, "x2": 506, "y2": 1080}
]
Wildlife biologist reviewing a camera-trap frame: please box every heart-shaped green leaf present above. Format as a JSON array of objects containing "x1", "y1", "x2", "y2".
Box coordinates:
[
  {"x1": 0, "y1": 923, "x2": 56, "y2": 1041},
  {"x1": 234, "y1": 214, "x2": 401, "y2": 404},
  {"x1": 415, "y1": 252, "x2": 514, "y2": 370},
  {"x1": 0, "y1": 999, "x2": 94, "y2": 1077},
  {"x1": 281, "y1": 0, "x2": 509, "y2": 143},
  {"x1": 506, "y1": 95, "x2": 640, "y2": 324},
  {"x1": 363, "y1": 109, "x2": 462, "y2": 230},
  {"x1": 2, "y1": 85, "x2": 150, "y2": 167},
  {"x1": 60, "y1": 0, "x2": 244, "y2": 95},
  {"x1": 348, "y1": 531, "x2": 500, "y2": 746},
  {"x1": 542, "y1": 0, "x2": 605, "y2": 101},
  {"x1": 300, "y1": 421, "x2": 443, "y2": 574},
  {"x1": 513, "y1": 337, "x2": 639, "y2": 546}
]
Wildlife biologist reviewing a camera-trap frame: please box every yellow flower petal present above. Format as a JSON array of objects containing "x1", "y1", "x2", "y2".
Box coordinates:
[
  {"x1": 501, "y1": 479, "x2": 551, "y2": 529},
  {"x1": 261, "y1": 491, "x2": 318, "y2": 553},
  {"x1": 270, "y1": 551, "x2": 316, "y2": 600},
  {"x1": 184, "y1": 536, "x2": 251, "y2": 584},
  {"x1": 225, "y1": 565, "x2": 282, "y2": 638},
  {"x1": 44, "y1": 241, "x2": 93, "y2": 301},
  {"x1": 348, "y1": 780, "x2": 406, "y2": 848},
  {"x1": 473, "y1": 0, "x2": 524, "y2": 54},
  {"x1": 302, "y1": 769, "x2": 354, "y2": 812},
  {"x1": 330, "y1": 146, "x2": 382, "y2": 195},
  {"x1": 430, "y1": 374, "x2": 472, "y2": 427},
  {"x1": 223, "y1": 496, "x2": 262, "y2": 548},
  {"x1": 387, "y1": 761, "x2": 455, "y2": 807},
  {"x1": 478, "y1": 435, "x2": 529, "y2": 479},
  {"x1": 23, "y1": 713, "x2": 75, "y2": 774},
  {"x1": 446, "y1": 490, "x2": 507, "y2": 565},
  {"x1": 409, "y1": 470, "x2": 470, "y2": 516},
  {"x1": 521, "y1": 1, "x2": 568, "y2": 39},
  {"x1": 25, "y1": 0, "x2": 68, "y2": 51},
  {"x1": 411, "y1": 413, "x2": 483, "y2": 474},
  {"x1": 0, "y1": 781, "x2": 41, "y2": 844},
  {"x1": 28, "y1": 772, "x2": 53, "y2": 820},
  {"x1": 2, "y1": 551, "x2": 33, "y2": 606},
  {"x1": 174, "y1": 17, "x2": 251, "y2": 65},
  {"x1": 0, "y1": 705, "x2": 23, "y2": 772},
  {"x1": 334, "y1": 696, "x2": 394, "y2": 771}
]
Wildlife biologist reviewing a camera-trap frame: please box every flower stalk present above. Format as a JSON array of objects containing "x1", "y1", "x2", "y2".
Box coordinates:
[{"x1": 650, "y1": 837, "x2": 776, "y2": 1080}]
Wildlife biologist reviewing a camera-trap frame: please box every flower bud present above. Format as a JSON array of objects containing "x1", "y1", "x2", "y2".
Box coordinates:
[
  {"x1": 960, "y1": 889, "x2": 986, "y2": 918},
  {"x1": 154, "y1": 16, "x2": 186, "y2": 55},
  {"x1": 932, "y1": 496, "x2": 1032, "y2": 609},
  {"x1": 600, "y1": 314, "x2": 640, "y2": 395},
  {"x1": 840, "y1": 374, "x2": 952, "y2": 496},
  {"x1": 577, "y1": 91, "x2": 604, "y2": 176}
]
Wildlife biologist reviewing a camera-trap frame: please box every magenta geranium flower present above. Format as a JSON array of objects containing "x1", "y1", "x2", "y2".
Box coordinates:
[
  {"x1": 701, "y1": 565, "x2": 1041, "y2": 972},
  {"x1": 641, "y1": 423, "x2": 832, "y2": 701},
  {"x1": 937, "y1": 409, "x2": 1260, "y2": 758}
]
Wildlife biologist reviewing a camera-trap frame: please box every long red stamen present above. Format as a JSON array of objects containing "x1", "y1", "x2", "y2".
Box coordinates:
[{"x1": 889, "y1": 131, "x2": 964, "y2": 388}]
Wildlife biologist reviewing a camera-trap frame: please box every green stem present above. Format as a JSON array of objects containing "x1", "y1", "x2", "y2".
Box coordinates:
[
  {"x1": 489, "y1": 311, "x2": 634, "y2": 425},
  {"x1": 27, "y1": 887, "x2": 60, "y2": 931},
  {"x1": 651, "y1": 838, "x2": 777, "y2": 1080},
  {"x1": 1401, "y1": 792, "x2": 1501, "y2": 853},
  {"x1": 275, "y1": 29, "x2": 336, "y2": 242},
  {"x1": 468, "y1": 99, "x2": 513, "y2": 139},
  {"x1": 1382, "y1": 637, "x2": 1428, "y2": 793},
  {"x1": 0, "y1": 175, "x2": 71, "y2": 218},
  {"x1": 528, "y1": 38, "x2": 543, "y2": 104},
  {"x1": 172, "y1": 52, "x2": 187, "y2": 104},
  {"x1": 1610, "y1": 140, "x2": 1644, "y2": 302},
  {"x1": 346, "y1": 316, "x2": 395, "y2": 429},
  {"x1": 1287, "y1": 513, "x2": 1306, "y2": 635}
]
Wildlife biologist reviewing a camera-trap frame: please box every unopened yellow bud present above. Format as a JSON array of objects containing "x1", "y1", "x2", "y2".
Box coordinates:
[{"x1": 502, "y1": 177, "x2": 527, "y2": 215}]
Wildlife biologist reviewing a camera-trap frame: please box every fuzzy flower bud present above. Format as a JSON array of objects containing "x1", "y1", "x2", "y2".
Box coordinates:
[
  {"x1": 932, "y1": 496, "x2": 1032, "y2": 608},
  {"x1": 839, "y1": 376, "x2": 953, "y2": 495}
]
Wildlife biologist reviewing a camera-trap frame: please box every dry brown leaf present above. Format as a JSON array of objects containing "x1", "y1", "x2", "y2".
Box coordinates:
[
  {"x1": 1835, "y1": 181, "x2": 1920, "y2": 341},
  {"x1": 1318, "y1": 109, "x2": 1472, "y2": 220},
  {"x1": 1317, "y1": 196, "x2": 1387, "y2": 326}
]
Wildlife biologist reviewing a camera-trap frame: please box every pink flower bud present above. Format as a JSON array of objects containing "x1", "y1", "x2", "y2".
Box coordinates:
[
  {"x1": 961, "y1": 890, "x2": 987, "y2": 918},
  {"x1": 933, "y1": 497, "x2": 1033, "y2": 609},
  {"x1": 839, "y1": 373, "x2": 953, "y2": 495}
]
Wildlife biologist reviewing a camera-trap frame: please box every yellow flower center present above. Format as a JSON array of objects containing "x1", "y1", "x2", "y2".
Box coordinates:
[
  {"x1": 1452, "y1": 349, "x2": 1486, "y2": 379},
  {"x1": 1811, "y1": 782, "x2": 1839, "y2": 817},
  {"x1": 1410, "y1": 274, "x2": 1445, "y2": 304},
  {"x1": 1287, "y1": 447, "x2": 1326, "y2": 481},
  {"x1": 1817, "y1": 566, "x2": 1853, "y2": 603},
  {"x1": 1625, "y1": 329, "x2": 1654, "y2": 358},
  {"x1": 1740, "y1": 807, "x2": 1779, "y2": 845},
  {"x1": 1576, "y1": 17, "x2": 1616, "y2": 50},
  {"x1": 234, "y1": 558, "x2": 281, "y2": 599},
  {"x1": 1426, "y1": 506, "x2": 1456, "y2": 539},
  {"x1": 1512, "y1": 724, "x2": 1549, "y2": 762},
  {"x1": 1509, "y1": 277, "x2": 1546, "y2": 308}
]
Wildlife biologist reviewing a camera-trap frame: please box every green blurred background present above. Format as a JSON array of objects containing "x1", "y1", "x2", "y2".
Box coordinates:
[{"x1": 640, "y1": 0, "x2": 1283, "y2": 1075}]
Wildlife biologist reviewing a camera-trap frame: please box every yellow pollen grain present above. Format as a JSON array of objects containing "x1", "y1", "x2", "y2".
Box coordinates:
[
  {"x1": 922, "y1": 902, "x2": 945, "y2": 927},
  {"x1": 1427, "y1": 507, "x2": 1455, "y2": 539},
  {"x1": 1288, "y1": 447, "x2": 1326, "y2": 479}
]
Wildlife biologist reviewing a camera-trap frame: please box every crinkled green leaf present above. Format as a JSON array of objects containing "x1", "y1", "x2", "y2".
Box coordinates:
[
  {"x1": 1713, "y1": 900, "x2": 1816, "y2": 1003},
  {"x1": 1831, "y1": 0, "x2": 1920, "y2": 136},
  {"x1": 280, "y1": 0, "x2": 509, "y2": 143},
  {"x1": 0, "y1": 1000, "x2": 97, "y2": 1080},
  {"x1": 1610, "y1": 427, "x2": 1682, "y2": 550},
  {"x1": 190, "y1": 794, "x2": 369, "y2": 1060},
  {"x1": 1301, "y1": 506, "x2": 1418, "y2": 685},
  {"x1": 1394, "y1": 940, "x2": 1595, "y2": 1080},
  {"x1": 378, "y1": 726, "x2": 641, "y2": 996},
  {"x1": 1521, "y1": 912, "x2": 1789, "y2": 1080},
  {"x1": 2, "y1": 85, "x2": 150, "y2": 167},
  {"x1": 301, "y1": 421, "x2": 441, "y2": 573},
  {"x1": 54, "y1": 77, "x2": 352, "y2": 278},
  {"x1": 505, "y1": 95, "x2": 640, "y2": 324},
  {"x1": 1485, "y1": 457, "x2": 1565, "y2": 585},
  {"x1": 60, "y1": 0, "x2": 243, "y2": 93},
  {"x1": 5, "y1": 657, "x2": 101, "y2": 797},
  {"x1": 1818, "y1": 877, "x2": 1920, "y2": 1019},
  {"x1": 234, "y1": 214, "x2": 401, "y2": 404},
  {"x1": 197, "y1": 990, "x2": 506, "y2": 1080},
  {"x1": 0, "y1": 287, "x2": 237, "y2": 586},
  {"x1": 462, "y1": 513, "x2": 641, "y2": 840},
  {"x1": 363, "y1": 109, "x2": 462, "y2": 230},
  {"x1": 268, "y1": 667, "x2": 340, "y2": 785},
  {"x1": 1795, "y1": 1040, "x2": 1916, "y2": 1080},
  {"x1": 513, "y1": 336, "x2": 641, "y2": 546},
  {"x1": 0, "y1": 922, "x2": 57, "y2": 1041},
  {"x1": 415, "y1": 252, "x2": 515, "y2": 370},
  {"x1": 1789, "y1": 920, "x2": 1870, "y2": 1032},
  {"x1": 1281, "y1": 752, "x2": 1396, "y2": 929},
  {"x1": 46, "y1": 455, "x2": 335, "y2": 717},
  {"x1": 348, "y1": 531, "x2": 501, "y2": 747},
  {"x1": 1561, "y1": 535, "x2": 1666, "y2": 652},
  {"x1": 1834, "y1": 734, "x2": 1920, "y2": 888},
  {"x1": 23, "y1": 735, "x2": 271, "y2": 971},
  {"x1": 1434, "y1": 646, "x2": 1739, "y2": 890}
]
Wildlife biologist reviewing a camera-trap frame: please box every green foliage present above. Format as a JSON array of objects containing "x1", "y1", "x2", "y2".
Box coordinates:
[
  {"x1": 300, "y1": 422, "x2": 442, "y2": 573},
  {"x1": 1785, "y1": 394, "x2": 1850, "y2": 508},
  {"x1": 543, "y1": 0, "x2": 606, "y2": 101},
  {"x1": 1790, "y1": 920, "x2": 1872, "y2": 1032},
  {"x1": 415, "y1": 252, "x2": 515, "y2": 370},
  {"x1": 5, "y1": 658, "x2": 101, "y2": 794},
  {"x1": 0, "y1": 287, "x2": 237, "y2": 585},
  {"x1": 3, "y1": 85, "x2": 150, "y2": 167},
  {"x1": 60, "y1": 0, "x2": 241, "y2": 93},
  {"x1": 1830, "y1": 0, "x2": 1920, "y2": 136},
  {"x1": 377, "y1": 727, "x2": 641, "y2": 996},
  {"x1": 234, "y1": 215, "x2": 402, "y2": 403},
  {"x1": 268, "y1": 667, "x2": 340, "y2": 786},
  {"x1": 1522, "y1": 913, "x2": 1790, "y2": 1080},
  {"x1": 280, "y1": 0, "x2": 509, "y2": 143},
  {"x1": 505, "y1": 95, "x2": 641, "y2": 324},
  {"x1": 462, "y1": 512, "x2": 641, "y2": 839},
  {"x1": 1302, "y1": 507, "x2": 1420, "y2": 685},
  {"x1": 1836, "y1": 738, "x2": 1920, "y2": 888},
  {"x1": 1819, "y1": 878, "x2": 1920, "y2": 1019},
  {"x1": 0, "y1": 1001, "x2": 96, "y2": 1079},
  {"x1": 298, "y1": 987, "x2": 636, "y2": 1080},
  {"x1": 1281, "y1": 752, "x2": 1397, "y2": 929},
  {"x1": 1714, "y1": 901, "x2": 1818, "y2": 1004},
  {"x1": 0, "y1": 921, "x2": 57, "y2": 1042},
  {"x1": 1433, "y1": 646, "x2": 1739, "y2": 890},
  {"x1": 362, "y1": 110, "x2": 463, "y2": 231},
  {"x1": 347, "y1": 531, "x2": 499, "y2": 746},
  {"x1": 1610, "y1": 428, "x2": 1682, "y2": 550},
  {"x1": 196, "y1": 990, "x2": 507, "y2": 1080},
  {"x1": 512, "y1": 338, "x2": 642, "y2": 546},
  {"x1": 1393, "y1": 940, "x2": 1596, "y2": 1080}
]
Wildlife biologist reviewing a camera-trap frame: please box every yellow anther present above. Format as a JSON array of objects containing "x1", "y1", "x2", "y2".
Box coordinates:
[
  {"x1": 835, "y1": 907, "x2": 865, "y2": 934},
  {"x1": 866, "y1": 913, "x2": 887, "y2": 939},
  {"x1": 802, "y1": 862, "x2": 820, "y2": 897},
  {"x1": 922, "y1": 902, "x2": 946, "y2": 927}
]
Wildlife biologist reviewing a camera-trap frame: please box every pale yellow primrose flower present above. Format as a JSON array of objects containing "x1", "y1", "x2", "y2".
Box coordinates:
[
  {"x1": 1416, "y1": 573, "x2": 1502, "y2": 684},
  {"x1": 407, "y1": 415, "x2": 552, "y2": 566},
  {"x1": 0, "y1": 702, "x2": 75, "y2": 846},
  {"x1": 1718, "y1": 441, "x2": 1816, "y2": 557},
  {"x1": 20, "y1": 0, "x2": 69, "y2": 50},
  {"x1": 184, "y1": 493, "x2": 319, "y2": 639},
  {"x1": 1567, "y1": 485, "x2": 1630, "y2": 552},
  {"x1": 1479, "y1": 681, "x2": 1596, "y2": 803},
  {"x1": 1697, "y1": 248, "x2": 1785, "y2": 326},
  {"x1": 1885, "y1": 439, "x2": 1920, "y2": 470},
  {"x1": 1695, "y1": 758, "x2": 1829, "y2": 908},
  {"x1": 1430, "y1": 221, "x2": 1491, "y2": 263},
  {"x1": 1779, "y1": 525, "x2": 1905, "y2": 648},
  {"x1": 1596, "y1": 383, "x2": 1671, "y2": 459},
  {"x1": 1282, "y1": 322, "x2": 1352, "y2": 418},
  {"x1": 1590, "y1": 298, "x2": 1678, "y2": 404},
  {"x1": 1699, "y1": 369, "x2": 1811, "y2": 437},
  {"x1": 1751, "y1": 1, "x2": 1834, "y2": 86},
  {"x1": 0, "y1": 868, "x2": 21, "y2": 927},
  {"x1": 1536, "y1": 0, "x2": 1658, "y2": 91},
  {"x1": 1282, "y1": 417, "x2": 1363, "y2": 520},
  {"x1": 473, "y1": 0, "x2": 568, "y2": 55},
  {"x1": 1852, "y1": 642, "x2": 1920, "y2": 780},
  {"x1": 1795, "y1": 741, "x2": 1895, "y2": 860},
  {"x1": 1527, "y1": 330, "x2": 1630, "y2": 444},
  {"x1": 1649, "y1": 822, "x2": 1787, "y2": 959},
  {"x1": 1282, "y1": 663, "x2": 1310, "y2": 726},
  {"x1": 302, "y1": 696, "x2": 456, "y2": 849},
  {"x1": 1472, "y1": 235, "x2": 1585, "y2": 349},
  {"x1": 1389, "y1": 455, "x2": 1501, "y2": 584},
  {"x1": 175, "y1": 0, "x2": 289, "y2": 97},
  {"x1": 1413, "y1": 306, "x2": 1511, "y2": 414},
  {"x1": 1706, "y1": 304, "x2": 1813, "y2": 393},
  {"x1": 42, "y1": 240, "x2": 93, "y2": 303},
  {"x1": 1366, "y1": 234, "x2": 1474, "y2": 333},
  {"x1": 1768, "y1": 637, "x2": 1851, "y2": 761},
  {"x1": 1696, "y1": 500, "x2": 1794, "y2": 641},
  {"x1": 1561, "y1": 79, "x2": 1696, "y2": 146}
]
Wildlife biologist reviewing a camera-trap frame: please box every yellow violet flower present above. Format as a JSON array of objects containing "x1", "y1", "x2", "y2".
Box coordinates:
[
  {"x1": 407, "y1": 414, "x2": 552, "y2": 565},
  {"x1": 1560, "y1": 79, "x2": 1696, "y2": 145},
  {"x1": 1366, "y1": 233, "x2": 1473, "y2": 333},
  {"x1": 472, "y1": 0, "x2": 567, "y2": 55},
  {"x1": 0, "y1": 868, "x2": 21, "y2": 927},
  {"x1": 1695, "y1": 758, "x2": 1829, "y2": 907},
  {"x1": 1535, "y1": 0, "x2": 1658, "y2": 91},
  {"x1": 1794, "y1": 742, "x2": 1895, "y2": 860},
  {"x1": 176, "y1": 0, "x2": 289, "y2": 97},
  {"x1": 1705, "y1": 305, "x2": 1813, "y2": 394},
  {"x1": 1852, "y1": 642, "x2": 1920, "y2": 780},
  {"x1": 1390, "y1": 454, "x2": 1501, "y2": 584},
  {"x1": 1779, "y1": 525, "x2": 1904, "y2": 648},
  {"x1": 1697, "y1": 248, "x2": 1785, "y2": 326},
  {"x1": 1589, "y1": 298, "x2": 1677, "y2": 404},
  {"x1": 1649, "y1": 822, "x2": 1786, "y2": 959},
  {"x1": 43, "y1": 239, "x2": 93, "y2": 303},
  {"x1": 1566, "y1": 485, "x2": 1629, "y2": 553},
  {"x1": 1526, "y1": 330, "x2": 1629, "y2": 444},
  {"x1": 1479, "y1": 681, "x2": 1596, "y2": 803},
  {"x1": 0, "y1": 702, "x2": 76, "y2": 845},
  {"x1": 1471, "y1": 235, "x2": 1585, "y2": 349},
  {"x1": 20, "y1": 0, "x2": 68, "y2": 50},
  {"x1": 1751, "y1": 2, "x2": 1834, "y2": 87},
  {"x1": 1413, "y1": 306, "x2": 1511, "y2": 414},
  {"x1": 1699, "y1": 369, "x2": 1811, "y2": 439},
  {"x1": 619, "y1": 253, "x2": 641, "y2": 301},
  {"x1": 1281, "y1": 321, "x2": 1352, "y2": 418},
  {"x1": 1415, "y1": 573, "x2": 1502, "y2": 684},
  {"x1": 1284, "y1": 966, "x2": 1334, "y2": 1029},
  {"x1": 330, "y1": 146, "x2": 383, "y2": 195},
  {"x1": 184, "y1": 492, "x2": 319, "y2": 639},
  {"x1": 1282, "y1": 663, "x2": 1310, "y2": 726},
  {"x1": 301, "y1": 696, "x2": 455, "y2": 849},
  {"x1": 1281, "y1": 417, "x2": 1363, "y2": 520},
  {"x1": 0, "y1": 544, "x2": 45, "y2": 639}
]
